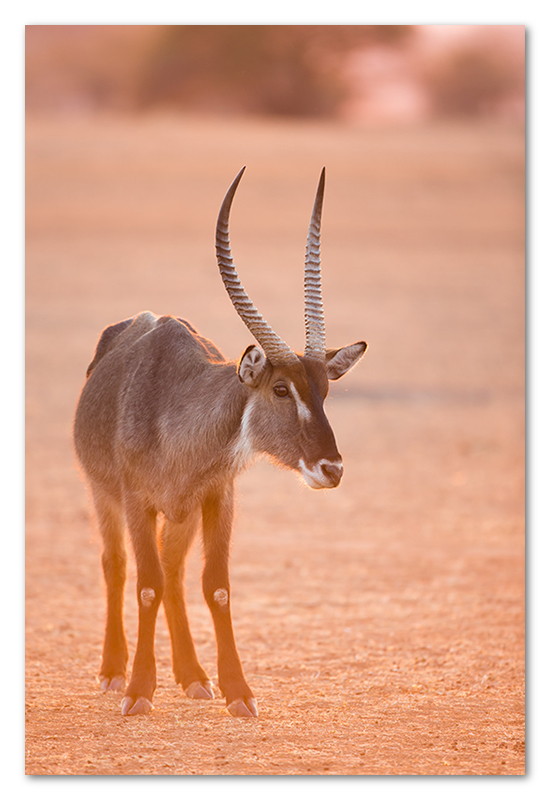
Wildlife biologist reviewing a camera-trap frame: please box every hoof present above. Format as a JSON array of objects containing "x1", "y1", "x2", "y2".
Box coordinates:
[
  {"x1": 226, "y1": 697, "x2": 258, "y2": 718},
  {"x1": 185, "y1": 680, "x2": 215, "y2": 700},
  {"x1": 99, "y1": 675, "x2": 125, "y2": 693},
  {"x1": 121, "y1": 695, "x2": 154, "y2": 716}
]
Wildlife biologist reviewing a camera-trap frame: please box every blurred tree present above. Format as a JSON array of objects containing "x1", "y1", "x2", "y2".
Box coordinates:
[
  {"x1": 422, "y1": 39, "x2": 525, "y2": 118},
  {"x1": 135, "y1": 25, "x2": 413, "y2": 117},
  {"x1": 25, "y1": 25, "x2": 524, "y2": 122},
  {"x1": 25, "y1": 25, "x2": 164, "y2": 113}
]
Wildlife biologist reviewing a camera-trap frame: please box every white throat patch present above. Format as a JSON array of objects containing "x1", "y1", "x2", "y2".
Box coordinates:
[{"x1": 232, "y1": 396, "x2": 258, "y2": 470}]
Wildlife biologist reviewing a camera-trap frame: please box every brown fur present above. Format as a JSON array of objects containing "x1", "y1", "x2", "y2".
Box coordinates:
[{"x1": 74, "y1": 309, "x2": 365, "y2": 716}]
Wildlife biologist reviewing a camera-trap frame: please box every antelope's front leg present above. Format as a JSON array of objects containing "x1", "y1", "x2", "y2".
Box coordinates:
[
  {"x1": 121, "y1": 500, "x2": 164, "y2": 716},
  {"x1": 160, "y1": 513, "x2": 214, "y2": 700},
  {"x1": 202, "y1": 486, "x2": 258, "y2": 718}
]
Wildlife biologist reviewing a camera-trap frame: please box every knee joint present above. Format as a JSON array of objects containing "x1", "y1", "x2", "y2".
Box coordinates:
[
  {"x1": 213, "y1": 588, "x2": 229, "y2": 607},
  {"x1": 204, "y1": 584, "x2": 230, "y2": 612},
  {"x1": 138, "y1": 577, "x2": 164, "y2": 609},
  {"x1": 139, "y1": 587, "x2": 157, "y2": 608}
]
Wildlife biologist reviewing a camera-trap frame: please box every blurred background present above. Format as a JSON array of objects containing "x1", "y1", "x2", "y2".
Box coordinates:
[
  {"x1": 25, "y1": 24, "x2": 524, "y2": 124},
  {"x1": 25, "y1": 25, "x2": 525, "y2": 775}
]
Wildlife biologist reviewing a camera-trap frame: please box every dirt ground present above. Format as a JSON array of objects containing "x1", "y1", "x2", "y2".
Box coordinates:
[{"x1": 25, "y1": 113, "x2": 524, "y2": 776}]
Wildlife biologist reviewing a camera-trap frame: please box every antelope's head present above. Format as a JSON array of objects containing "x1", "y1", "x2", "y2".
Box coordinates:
[{"x1": 216, "y1": 167, "x2": 367, "y2": 489}]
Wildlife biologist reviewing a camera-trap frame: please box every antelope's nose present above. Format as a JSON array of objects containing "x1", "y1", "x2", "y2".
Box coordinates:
[{"x1": 321, "y1": 461, "x2": 343, "y2": 487}]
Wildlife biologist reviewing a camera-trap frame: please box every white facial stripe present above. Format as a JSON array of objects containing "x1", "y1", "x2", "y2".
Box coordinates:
[
  {"x1": 289, "y1": 382, "x2": 312, "y2": 423},
  {"x1": 298, "y1": 458, "x2": 343, "y2": 489}
]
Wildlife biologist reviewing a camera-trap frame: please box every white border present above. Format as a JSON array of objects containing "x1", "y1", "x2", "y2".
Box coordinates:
[{"x1": 9, "y1": 3, "x2": 546, "y2": 797}]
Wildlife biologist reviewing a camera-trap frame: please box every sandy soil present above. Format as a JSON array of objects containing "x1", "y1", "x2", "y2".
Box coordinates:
[{"x1": 25, "y1": 113, "x2": 524, "y2": 775}]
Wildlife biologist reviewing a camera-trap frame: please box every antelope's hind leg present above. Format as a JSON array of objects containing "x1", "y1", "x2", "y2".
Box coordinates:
[
  {"x1": 121, "y1": 498, "x2": 164, "y2": 716},
  {"x1": 160, "y1": 512, "x2": 215, "y2": 701},
  {"x1": 91, "y1": 483, "x2": 129, "y2": 694}
]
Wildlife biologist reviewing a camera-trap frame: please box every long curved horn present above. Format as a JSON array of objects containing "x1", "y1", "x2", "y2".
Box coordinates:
[
  {"x1": 216, "y1": 167, "x2": 299, "y2": 366},
  {"x1": 303, "y1": 167, "x2": 326, "y2": 360}
]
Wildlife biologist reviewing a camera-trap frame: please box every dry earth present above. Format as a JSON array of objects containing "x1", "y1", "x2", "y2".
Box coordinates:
[{"x1": 25, "y1": 114, "x2": 524, "y2": 776}]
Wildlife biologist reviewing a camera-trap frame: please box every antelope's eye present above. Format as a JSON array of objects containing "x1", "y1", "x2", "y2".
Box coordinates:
[{"x1": 273, "y1": 383, "x2": 289, "y2": 398}]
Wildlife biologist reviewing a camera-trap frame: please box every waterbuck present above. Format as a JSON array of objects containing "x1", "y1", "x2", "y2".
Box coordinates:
[{"x1": 74, "y1": 167, "x2": 367, "y2": 717}]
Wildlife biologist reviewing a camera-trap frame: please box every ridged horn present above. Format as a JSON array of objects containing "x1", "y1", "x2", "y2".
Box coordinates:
[
  {"x1": 216, "y1": 167, "x2": 299, "y2": 366},
  {"x1": 303, "y1": 167, "x2": 326, "y2": 360}
]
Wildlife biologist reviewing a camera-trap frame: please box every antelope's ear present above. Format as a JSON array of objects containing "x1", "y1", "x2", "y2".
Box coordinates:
[
  {"x1": 238, "y1": 345, "x2": 267, "y2": 387},
  {"x1": 325, "y1": 341, "x2": 367, "y2": 380}
]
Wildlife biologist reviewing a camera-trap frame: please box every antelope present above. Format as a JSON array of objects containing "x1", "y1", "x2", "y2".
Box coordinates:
[{"x1": 73, "y1": 167, "x2": 367, "y2": 718}]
